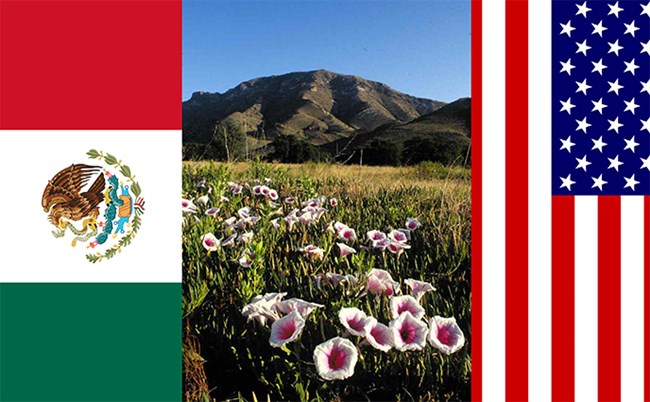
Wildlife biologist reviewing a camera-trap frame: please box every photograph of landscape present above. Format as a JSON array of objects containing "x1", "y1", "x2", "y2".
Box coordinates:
[{"x1": 181, "y1": 1, "x2": 471, "y2": 400}]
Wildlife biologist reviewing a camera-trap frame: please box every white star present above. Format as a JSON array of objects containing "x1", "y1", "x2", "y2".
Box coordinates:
[
  {"x1": 624, "y1": 58, "x2": 639, "y2": 75},
  {"x1": 642, "y1": 2, "x2": 650, "y2": 17},
  {"x1": 576, "y1": 116, "x2": 592, "y2": 133},
  {"x1": 576, "y1": 39, "x2": 592, "y2": 56},
  {"x1": 641, "y1": 40, "x2": 650, "y2": 55},
  {"x1": 608, "y1": 116, "x2": 623, "y2": 133},
  {"x1": 560, "y1": 58, "x2": 576, "y2": 75},
  {"x1": 560, "y1": 135, "x2": 576, "y2": 152},
  {"x1": 560, "y1": 174, "x2": 576, "y2": 191},
  {"x1": 608, "y1": 1, "x2": 624, "y2": 18},
  {"x1": 591, "y1": 20, "x2": 608, "y2": 37},
  {"x1": 591, "y1": 97, "x2": 608, "y2": 114},
  {"x1": 560, "y1": 97, "x2": 576, "y2": 114},
  {"x1": 607, "y1": 154, "x2": 623, "y2": 171},
  {"x1": 576, "y1": 78, "x2": 592, "y2": 95},
  {"x1": 624, "y1": 20, "x2": 640, "y2": 37},
  {"x1": 624, "y1": 174, "x2": 640, "y2": 191},
  {"x1": 591, "y1": 59, "x2": 607, "y2": 75},
  {"x1": 624, "y1": 98, "x2": 639, "y2": 114},
  {"x1": 576, "y1": 155, "x2": 592, "y2": 171},
  {"x1": 591, "y1": 174, "x2": 607, "y2": 191},
  {"x1": 641, "y1": 118, "x2": 650, "y2": 133},
  {"x1": 608, "y1": 39, "x2": 624, "y2": 56},
  {"x1": 591, "y1": 136, "x2": 608, "y2": 152},
  {"x1": 641, "y1": 155, "x2": 650, "y2": 171},
  {"x1": 576, "y1": 1, "x2": 592, "y2": 17},
  {"x1": 641, "y1": 79, "x2": 650, "y2": 95},
  {"x1": 608, "y1": 79, "x2": 624, "y2": 95},
  {"x1": 560, "y1": 21, "x2": 576, "y2": 37},
  {"x1": 624, "y1": 136, "x2": 640, "y2": 152}
]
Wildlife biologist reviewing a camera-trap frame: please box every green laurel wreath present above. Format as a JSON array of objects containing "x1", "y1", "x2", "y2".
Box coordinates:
[{"x1": 85, "y1": 149, "x2": 144, "y2": 263}]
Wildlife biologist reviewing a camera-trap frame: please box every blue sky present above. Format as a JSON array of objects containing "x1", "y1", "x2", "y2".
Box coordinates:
[{"x1": 183, "y1": 1, "x2": 470, "y2": 102}]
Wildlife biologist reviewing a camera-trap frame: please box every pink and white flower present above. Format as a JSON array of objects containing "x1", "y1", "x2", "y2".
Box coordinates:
[
  {"x1": 366, "y1": 268, "x2": 400, "y2": 296},
  {"x1": 220, "y1": 195, "x2": 230, "y2": 203},
  {"x1": 389, "y1": 311, "x2": 428, "y2": 351},
  {"x1": 363, "y1": 318, "x2": 393, "y2": 352},
  {"x1": 260, "y1": 186, "x2": 271, "y2": 197},
  {"x1": 313, "y1": 337, "x2": 358, "y2": 381},
  {"x1": 252, "y1": 185, "x2": 263, "y2": 196},
  {"x1": 387, "y1": 241, "x2": 411, "y2": 256},
  {"x1": 398, "y1": 228, "x2": 412, "y2": 241},
  {"x1": 284, "y1": 197, "x2": 296, "y2": 204},
  {"x1": 315, "y1": 273, "x2": 358, "y2": 288},
  {"x1": 270, "y1": 218, "x2": 280, "y2": 230},
  {"x1": 427, "y1": 316, "x2": 465, "y2": 355},
  {"x1": 300, "y1": 245, "x2": 325, "y2": 261},
  {"x1": 231, "y1": 184, "x2": 243, "y2": 194},
  {"x1": 337, "y1": 243, "x2": 357, "y2": 257},
  {"x1": 181, "y1": 198, "x2": 198, "y2": 214},
  {"x1": 338, "y1": 226, "x2": 357, "y2": 243},
  {"x1": 239, "y1": 249, "x2": 254, "y2": 268},
  {"x1": 389, "y1": 295, "x2": 425, "y2": 320},
  {"x1": 405, "y1": 217, "x2": 421, "y2": 230},
  {"x1": 339, "y1": 307, "x2": 371, "y2": 336},
  {"x1": 404, "y1": 278, "x2": 436, "y2": 302},
  {"x1": 372, "y1": 239, "x2": 391, "y2": 251},
  {"x1": 241, "y1": 292, "x2": 286, "y2": 326},
  {"x1": 269, "y1": 311, "x2": 305, "y2": 347},
  {"x1": 205, "y1": 207, "x2": 220, "y2": 217},
  {"x1": 276, "y1": 298, "x2": 324, "y2": 318},
  {"x1": 238, "y1": 231, "x2": 254, "y2": 244},
  {"x1": 329, "y1": 197, "x2": 338, "y2": 207},
  {"x1": 387, "y1": 229, "x2": 408, "y2": 243},
  {"x1": 367, "y1": 230, "x2": 387, "y2": 242},
  {"x1": 268, "y1": 189, "x2": 279, "y2": 201},
  {"x1": 221, "y1": 233, "x2": 237, "y2": 248},
  {"x1": 201, "y1": 233, "x2": 220, "y2": 252}
]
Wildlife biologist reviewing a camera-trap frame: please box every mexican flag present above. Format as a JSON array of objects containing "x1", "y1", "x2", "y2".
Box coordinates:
[{"x1": 0, "y1": 1, "x2": 182, "y2": 401}]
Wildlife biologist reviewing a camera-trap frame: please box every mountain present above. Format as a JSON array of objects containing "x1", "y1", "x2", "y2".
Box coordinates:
[{"x1": 183, "y1": 70, "x2": 445, "y2": 147}]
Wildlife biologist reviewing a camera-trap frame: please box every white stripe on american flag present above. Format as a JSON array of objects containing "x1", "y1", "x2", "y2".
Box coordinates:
[
  {"x1": 621, "y1": 196, "x2": 645, "y2": 401},
  {"x1": 528, "y1": 0, "x2": 552, "y2": 400},
  {"x1": 574, "y1": 197, "x2": 599, "y2": 402},
  {"x1": 482, "y1": 0, "x2": 506, "y2": 399}
]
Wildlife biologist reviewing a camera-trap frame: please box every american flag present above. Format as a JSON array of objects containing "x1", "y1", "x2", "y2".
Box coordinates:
[{"x1": 477, "y1": 0, "x2": 649, "y2": 401}]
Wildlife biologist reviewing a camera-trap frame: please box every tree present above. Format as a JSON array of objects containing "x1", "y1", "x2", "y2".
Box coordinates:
[
  {"x1": 361, "y1": 140, "x2": 402, "y2": 166},
  {"x1": 268, "y1": 135, "x2": 322, "y2": 163}
]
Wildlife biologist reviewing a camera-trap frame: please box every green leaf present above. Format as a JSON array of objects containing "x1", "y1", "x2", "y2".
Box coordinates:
[
  {"x1": 120, "y1": 165, "x2": 132, "y2": 178},
  {"x1": 104, "y1": 153, "x2": 118, "y2": 165},
  {"x1": 86, "y1": 149, "x2": 100, "y2": 159},
  {"x1": 131, "y1": 182, "x2": 142, "y2": 197}
]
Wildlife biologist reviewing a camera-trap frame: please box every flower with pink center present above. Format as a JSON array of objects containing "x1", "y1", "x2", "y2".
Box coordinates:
[
  {"x1": 284, "y1": 197, "x2": 296, "y2": 204},
  {"x1": 241, "y1": 292, "x2": 286, "y2": 326},
  {"x1": 221, "y1": 234, "x2": 237, "y2": 248},
  {"x1": 427, "y1": 316, "x2": 465, "y2": 355},
  {"x1": 237, "y1": 207, "x2": 251, "y2": 219},
  {"x1": 284, "y1": 215, "x2": 299, "y2": 231},
  {"x1": 268, "y1": 189, "x2": 279, "y2": 200},
  {"x1": 398, "y1": 228, "x2": 412, "y2": 240},
  {"x1": 238, "y1": 231, "x2": 254, "y2": 244},
  {"x1": 302, "y1": 198, "x2": 320, "y2": 208},
  {"x1": 197, "y1": 180, "x2": 206, "y2": 188},
  {"x1": 222, "y1": 216, "x2": 237, "y2": 228},
  {"x1": 339, "y1": 307, "x2": 371, "y2": 336},
  {"x1": 313, "y1": 337, "x2": 358, "y2": 381},
  {"x1": 367, "y1": 230, "x2": 387, "y2": 242},
  {"x1": 239, "y1": 249, "x2": 254, "y2": 268},
  {"x1": 363, "y1": 318, "x2": 393, "y2": 352},
  {"x1": 405, "y1": 218, "x2": 421, "y2": 230},
  {"x1": 201, "y1": 233, "x2": 220, "y2": 252},
  {"x1": 329, "y1": 197, "x2": 338, "y2": 207},
  {"x1": 220, "y1": 195, "x2": 230, "y2": 203},
  {"x1": 404, "y1": 278, "x2": 436, "y2": 302},
  {"x1": 389, "y1": 311, "x2": 428, "y2": 351},
  {"x1": 389, "y1": 295, "x2": 425, "y2": 320},
  {"x1": 252, "y1": 185, "x2": 262, "y2": 196},
  {"x1": 205, "y1": 207, "x2": 220, "y2": 217},
  {"x1": 276, "y1": 298, "x2": 324, "y2": 318},
  {"x1": 196, "y1": 195, "x2": 209, "y2": 206},
  {"x1": 269, "y1": 311, "x2": 306, "y2": 347},
  {"x1": 388, "y1": 229, "x2": 408, "y2": 243},
  {"x1": 181, "y1": 198, "x2": 197, "y2": 214},
  {"x1": 338, "y1": 227, "x2": 357, "y2": 243},
  {"x1": 387, "y1": 241, "x2": 411, "y2": 256},
  {"x1": 333, "y1": 221, "x2": 348, "y2": 232},
  {"x1": 231, "y1": 184, "x2": 243, "y2": 194},
  {"x1": 366, "y1": 268, "x2": 400, "y2": 296},
  {"x1": 372, "y1": 239, "x2": 391, "y2": 251},
  {"x1": 260, "y1": 186, "x2": 271, "y2": 196},
  {"x1": 300, "y1": 245, "x2": 325, "y2": 261},
  {"x1": 337, "y1": 243, "x2": 357, "y2": 258}
]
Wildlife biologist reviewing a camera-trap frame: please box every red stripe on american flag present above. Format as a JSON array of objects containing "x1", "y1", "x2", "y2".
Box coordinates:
[
  {"x1": 552, "y1": 196, "x2": 575, "y2": 402},
  {"x1": 470, "y1": 0, "x2": 482, "y2": 400},
  {"x1": 645, "y1": 196, "x2": 649, "y2": 402},
  {"x1": 598, "y1": 196, "x2": 621, "y2": 401},
  {"x1": 505, "y1": 0, "x2": 528, "y2": 400}
]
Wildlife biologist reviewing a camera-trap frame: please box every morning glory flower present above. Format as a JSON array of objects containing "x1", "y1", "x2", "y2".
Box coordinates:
[
  {"x1": 389, "y1": 311, "x2": 428, "y2": 351},
  {"x1": 313, "y1": 337, "x2": 358, "y2": 381},
  {"x1": 427, "y1": 316, "x2": 465, "y2": 355},
  {"x1": 269, "y1": 311, "x2": 305, "y2": 347}
]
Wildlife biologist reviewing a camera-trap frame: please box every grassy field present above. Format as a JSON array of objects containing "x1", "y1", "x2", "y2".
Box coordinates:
[{"x1": 182, "y1": 161, "x2": 471, "y2": 401}]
